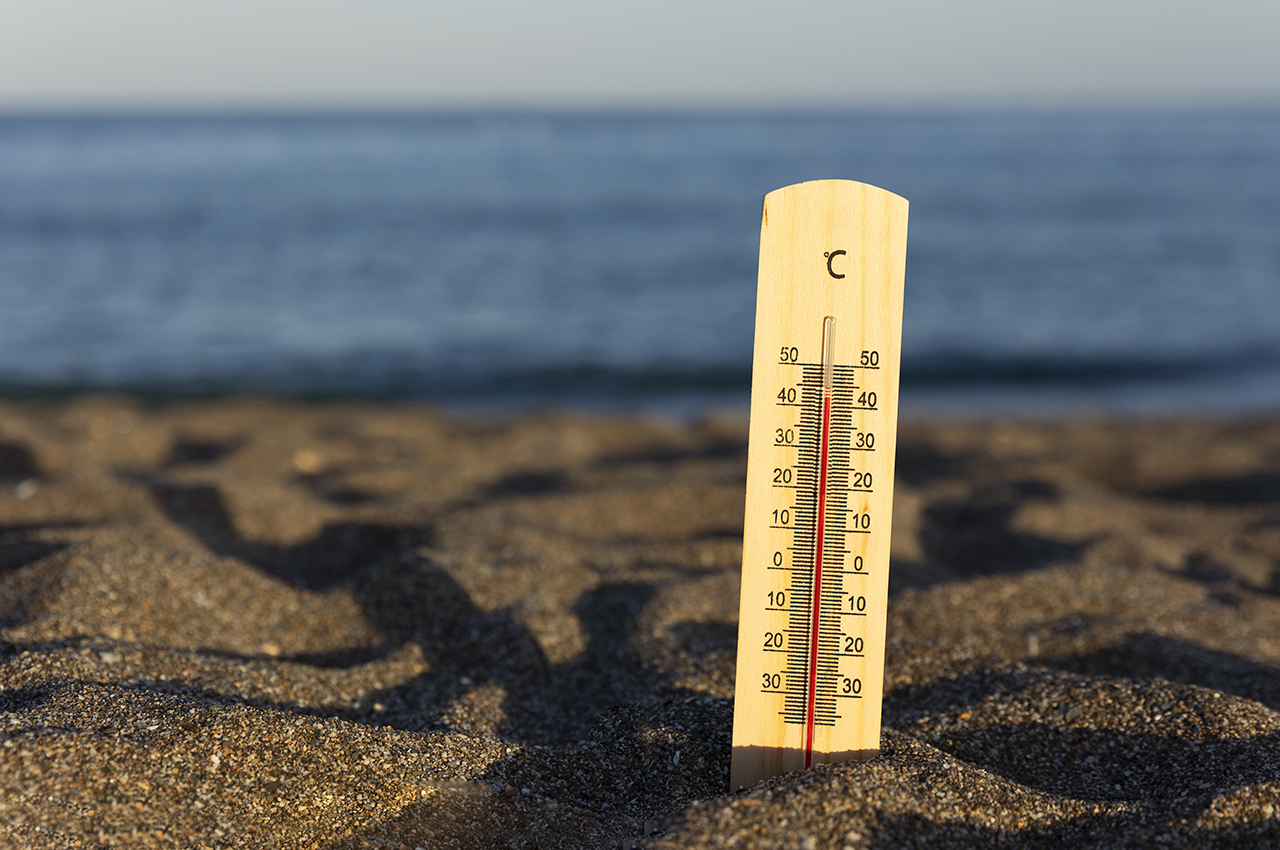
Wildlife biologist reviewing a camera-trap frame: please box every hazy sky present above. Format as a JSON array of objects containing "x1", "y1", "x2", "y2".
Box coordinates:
[{"x1": 2, "y1": 0, "x2": 1277, "y2": 108}]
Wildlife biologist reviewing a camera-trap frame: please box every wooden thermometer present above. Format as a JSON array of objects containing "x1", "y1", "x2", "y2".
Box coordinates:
[{"x1": 730, "y1": 180, "x2": 908, "y2": 789}]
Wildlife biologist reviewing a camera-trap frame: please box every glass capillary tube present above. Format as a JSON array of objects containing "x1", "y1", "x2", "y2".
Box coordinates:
[
  {"x1": 805, "y1": 315, "x2": 837, "y2": 767},
  {"x1": 822, "y1": 316, "x2": 835, "y2": 392}
]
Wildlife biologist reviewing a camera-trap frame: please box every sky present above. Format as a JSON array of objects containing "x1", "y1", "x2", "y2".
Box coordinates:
[{"x1": 1, "y1": 0, "x2": 1278, "y2": 109}]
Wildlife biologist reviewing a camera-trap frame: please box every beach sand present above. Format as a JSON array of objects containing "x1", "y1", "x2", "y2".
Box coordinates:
[{"x1": 1, "y1": 397, "x2": 1278, "y2": 848}]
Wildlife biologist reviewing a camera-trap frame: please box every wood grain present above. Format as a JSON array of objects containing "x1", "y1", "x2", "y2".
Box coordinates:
[{"x1": 730, "y1": 180, "x2": 908, "y2": 789}]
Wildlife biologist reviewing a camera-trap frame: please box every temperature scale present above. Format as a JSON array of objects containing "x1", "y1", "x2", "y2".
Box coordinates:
[{"x1": 730, "y1": 180, "x2": 908, "y2": 789}]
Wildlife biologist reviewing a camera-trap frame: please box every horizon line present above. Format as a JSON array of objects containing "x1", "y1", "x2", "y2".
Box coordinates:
[{"x1": 2, "y1": 97, "x2": 1280, "y2": 118}]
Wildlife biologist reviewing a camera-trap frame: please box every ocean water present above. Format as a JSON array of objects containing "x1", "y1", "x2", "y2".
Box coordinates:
[{"x1": 1, "y1": 111, "x2": 1278, "y2": 415}]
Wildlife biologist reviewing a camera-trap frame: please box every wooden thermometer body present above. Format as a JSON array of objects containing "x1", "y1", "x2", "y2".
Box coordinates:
[{"x1": 730, "y1": 180, "x2": 908, "y2": 789}]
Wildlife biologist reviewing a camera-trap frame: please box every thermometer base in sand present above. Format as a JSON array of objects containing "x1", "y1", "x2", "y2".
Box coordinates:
[{"x1": 730, "y1": 180, "x2": 908, "y2": 790}]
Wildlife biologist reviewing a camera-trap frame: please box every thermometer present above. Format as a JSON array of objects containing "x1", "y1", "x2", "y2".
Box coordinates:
[{"x1": 730, "y1": 180, "x2": 908, "y2": 789}]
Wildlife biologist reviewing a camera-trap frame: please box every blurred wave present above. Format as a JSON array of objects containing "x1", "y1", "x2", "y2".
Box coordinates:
[{"x1": 1, "y1": 111, "x2": 1277, "y2": 414}]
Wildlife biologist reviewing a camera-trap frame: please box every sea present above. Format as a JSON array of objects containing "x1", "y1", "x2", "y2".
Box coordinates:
[{"x1": 1, "y1": 111, "x2": 1278, "y2": 417}]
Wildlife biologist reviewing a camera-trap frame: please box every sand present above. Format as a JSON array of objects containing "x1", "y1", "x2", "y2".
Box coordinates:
[{"x1": 1, "y1": 396, "x2": 1278, "y2": 848}]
